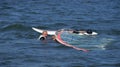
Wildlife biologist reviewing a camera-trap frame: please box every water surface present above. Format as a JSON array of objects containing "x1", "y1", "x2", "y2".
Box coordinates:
[{"x1": 0, "y1": 0, "x2": 120, "y2": 67}]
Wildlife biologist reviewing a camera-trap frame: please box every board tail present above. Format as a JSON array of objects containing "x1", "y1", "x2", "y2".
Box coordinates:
[{"x1": 32, "y1": 27, "x2": 43, "y2": 33}]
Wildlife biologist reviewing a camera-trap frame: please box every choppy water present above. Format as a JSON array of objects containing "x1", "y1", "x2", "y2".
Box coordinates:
[{"x1": 0, "y1": 0, "x2": 120, "y2": 67}]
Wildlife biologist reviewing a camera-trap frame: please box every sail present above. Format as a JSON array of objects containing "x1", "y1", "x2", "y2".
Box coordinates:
[{"x1": 56, "y1": 29, "x2": 114, "y2": 50}]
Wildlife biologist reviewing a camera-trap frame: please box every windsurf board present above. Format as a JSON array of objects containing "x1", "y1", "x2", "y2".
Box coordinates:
[{"x1": 32, "y1": 27, "x2": 56, "y2": 35}]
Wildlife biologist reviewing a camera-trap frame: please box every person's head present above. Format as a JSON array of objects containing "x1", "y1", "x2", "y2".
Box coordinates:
[
  {"x1": 42, "y1": 31, "x2": 48, "y2": 36},
  {"x1": 86, "y1": 29, "x2": 92, "y2": 34}
]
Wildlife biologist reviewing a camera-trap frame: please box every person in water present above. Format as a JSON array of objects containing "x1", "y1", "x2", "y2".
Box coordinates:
[
  {"x1": 39, "y1": 31, "x2": 48, "y2": 40},
  {"x1": 39, "y1": 30, "x2": 57, "y2": 41}
]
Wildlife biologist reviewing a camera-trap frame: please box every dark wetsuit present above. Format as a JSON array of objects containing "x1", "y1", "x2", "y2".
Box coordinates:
[
  {"x1": 73, "y1": 30, "x2": 79, "y2": 34},
  {"x1": 39, "y1": 35, "x2": 46, "y2": 40}
]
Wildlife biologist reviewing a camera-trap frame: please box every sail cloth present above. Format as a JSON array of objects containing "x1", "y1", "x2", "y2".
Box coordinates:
[{"x1": 55, "y1": 29, "x2": 114, "y2": 51}]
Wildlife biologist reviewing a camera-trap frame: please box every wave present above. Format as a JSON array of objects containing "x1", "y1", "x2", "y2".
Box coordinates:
[
  {"x1": 0, "y1": 24, "x2": 30, "y2": 31},
  {"x1": 0, "y1": 23, "x2": 51, "y2": 32},
  {"x1": 0, "y1": 23, "x2": 53, "y2": 39}
]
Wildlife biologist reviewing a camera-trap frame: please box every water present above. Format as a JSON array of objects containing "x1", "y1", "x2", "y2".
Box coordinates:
[{"x1": 0, "y1": 0, "x2": 120, "y2": 67}]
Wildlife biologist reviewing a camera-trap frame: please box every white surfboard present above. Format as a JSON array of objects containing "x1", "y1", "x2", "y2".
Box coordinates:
[
  {"x1": 32, "y1": 27, "x2": 98, "y2": 36},
  {"x1": 32, "y1": 27, "x2": 56, "y2": 35}
]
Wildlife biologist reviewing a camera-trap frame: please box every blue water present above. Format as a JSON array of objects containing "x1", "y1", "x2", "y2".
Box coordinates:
[{"x1": 0, "y1": 0, "x2": 120, "y2": 67}]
